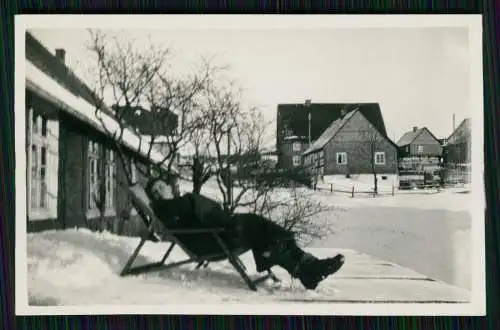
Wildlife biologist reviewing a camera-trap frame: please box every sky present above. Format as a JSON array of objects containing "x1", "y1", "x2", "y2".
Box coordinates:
[{"x1": 29, "y1": 26, "x2": 471, "y2": 147}]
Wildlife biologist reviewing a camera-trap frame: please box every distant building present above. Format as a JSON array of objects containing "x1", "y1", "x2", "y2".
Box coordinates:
[
  {"x1": 443, "y1": 118, "x2": 471, "y2": 165},
  {"x1": 260, "y1": 149, "x2": 278, "y2": 168},
  {"x1": 396, "y1": 126, "x2": 443, "y2": 172},
  {"x1": 397, "y1": 126, "x2": 443, "y2": 158},
  {"x1": 276, "y1": 102, "x2": 388, "y2": 170},
  {"x1": 302, "y1": 108, "x2": 398, "y2": 177},
  {"x1": 442, "y1": 118, "x2": 471, "y2": 184},
  {"x1": 280, "y1": 135, "x2": 310, "y2": 168},
  {"x1": 112, "y1": 105, "x2": 178, "y2": 137}
]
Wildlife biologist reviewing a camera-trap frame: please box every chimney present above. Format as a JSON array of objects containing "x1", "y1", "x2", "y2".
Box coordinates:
[
  {"x1": 413, "y1": 126, "x2": 418, "y2": 132},
  {"x1": 453, "y1": 113, "x2": 456, "y2": 132},
  {"x1": 55, "y1": 48, "x2": 66, "y2": 63}
]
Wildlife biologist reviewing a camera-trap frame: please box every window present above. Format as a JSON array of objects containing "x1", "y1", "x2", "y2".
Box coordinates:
[
  {"x1": 374, "y1": 152, "x2": 386, "y2": 165},
  {"x1": 292, "y1": 141, "x2": 301, "y2": 152},
  {"x1": 104, "y1": 150, "x2": 115, "y2": 209},
  {"x1": 417, "y1": 145, "x2": 424, "y2": 153},
  {"x1": 28, "y1": 108, "x2": 59, "y2": 220},
  {"x1": 336, "y1": 152, "x2": 347, "y2": 165},
  {"x1": 87, "y1": 141, "x2": 116, "y2": 217},
  {"x1": 130, "y1": 161, "x2": 137, "y2": 184},
  {"x1": 30, "y1": 114, "x2": 48, "y2": 210},
  {"x1": 292, "y1": 156, "x2": 301, "y2": 166},
  {"x1": 319, "y1": 150, "x2": 325, "y2": 159},
  {"x1": 88, "y1": 141, "x2": 101, "y2": 211},
  {"x1": 129, "y1": 159, "x2": 138, "y2": 216}
]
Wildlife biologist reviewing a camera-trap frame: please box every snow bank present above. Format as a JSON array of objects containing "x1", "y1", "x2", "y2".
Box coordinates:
[{"x1": 26, "y1": 229, "x2": 470, "y2": 306}]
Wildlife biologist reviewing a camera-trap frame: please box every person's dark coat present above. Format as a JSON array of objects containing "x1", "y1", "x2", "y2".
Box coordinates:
[
  {"x1": 150, "y1": 192, "x2": 296, "y2": 272},
  {"x1": 150, "y1": 193, "x2": 241, "y2": 256}
]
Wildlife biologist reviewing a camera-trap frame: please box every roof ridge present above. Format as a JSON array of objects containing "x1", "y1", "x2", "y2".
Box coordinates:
[{"x1": 303, "y1": 108, "x2": 359, "y2": 156}]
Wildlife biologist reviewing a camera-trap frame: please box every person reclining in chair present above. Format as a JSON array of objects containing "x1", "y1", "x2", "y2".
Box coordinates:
[{"x1": 145, "y1": 177, "x2": 345, "y2": 290}]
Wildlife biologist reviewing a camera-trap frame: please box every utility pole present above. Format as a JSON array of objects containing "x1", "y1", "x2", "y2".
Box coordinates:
[
  {"x1": 305, "y1": 99, "x2": 311, "y2": 145},
  {"x1": 453, "y1": 113, "x2": 456, "y2": 134},
  {"x1": 308, "y1": 112, "x2": 312, "y2": 145}
]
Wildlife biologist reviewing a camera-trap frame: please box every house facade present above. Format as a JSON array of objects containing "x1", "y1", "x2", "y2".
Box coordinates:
[
  {"x1": 443, "y1": 118, "x2": 471, "y2": 165},
  {"x1": 276, "y1": 102, "x2": 388, "y2": 170},
  {"x1": 302, "y1": 109, "x2": 398, "y2": 177},
  {"x1": 25, "y1": 32, "x2": 175, "y2": 233},
  {"x1": 396, "y1": 126, "x2": 443, "y2": 171},
  {"x1": 279, "y1": 136, "x2": 310, "y2": 169},
  {"x1": 113, "y1": 105, "x2": 178, "y2": 137},
  {"x1": 442, "y1": 118, "x2": 471, "y2": 184},
  {"x1": 396, "y1": 126, "x2": 443, "y2": 188},
  {"x1": 397, "y1": 126, "x2": 443, "y2": 158}
]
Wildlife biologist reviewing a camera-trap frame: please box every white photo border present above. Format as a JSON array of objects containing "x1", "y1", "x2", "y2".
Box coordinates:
[{"x1": 15, "y1": 14, "x2": 485, "y2": 316}]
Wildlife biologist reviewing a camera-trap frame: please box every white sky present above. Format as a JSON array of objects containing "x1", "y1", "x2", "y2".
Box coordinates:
[{"x1": 30, "y1": 25, "x2": 471, "y2": 146}]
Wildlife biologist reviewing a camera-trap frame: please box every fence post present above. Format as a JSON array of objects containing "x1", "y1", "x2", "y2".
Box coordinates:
[
  {"x1": 392, "y1": 185, "x2": 395, "y2": 196},
  {"x1": 351, "y1": 186, "x2": 354, "y2": 198},
  {"x1": 330, "y1": 183, "x2": 333, "y2": 193}
]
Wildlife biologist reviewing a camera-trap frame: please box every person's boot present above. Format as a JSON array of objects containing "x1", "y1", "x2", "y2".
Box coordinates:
[{"x1": 296, "y1": 254, "x2": 345, "y2": 290}]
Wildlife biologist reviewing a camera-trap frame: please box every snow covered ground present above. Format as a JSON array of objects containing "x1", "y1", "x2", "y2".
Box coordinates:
[
  {"x1": 25, "y1": 180, "x2": 474, "y2": 307},
  {"x1": 26, "y1": 229, "x2": 470, "y2": 306},
  {"x1": 184, "y1": 179, "x2": 473, "y2": 290}
]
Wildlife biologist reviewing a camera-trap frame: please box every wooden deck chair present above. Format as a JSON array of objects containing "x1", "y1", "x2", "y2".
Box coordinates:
[{"x1": 120, "y1": 184, "x2": 281, "y2": 291}]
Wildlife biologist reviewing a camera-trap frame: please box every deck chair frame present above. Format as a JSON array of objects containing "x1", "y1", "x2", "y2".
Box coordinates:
[{"x1": 120, "y1": 184, "x2": 280, "y2": 291}]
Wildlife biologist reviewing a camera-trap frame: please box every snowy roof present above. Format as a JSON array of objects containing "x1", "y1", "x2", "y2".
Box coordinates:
[
  {"x1": 302, "y1": 109, "x2": 358, "y2": 156},
  {"x1": 140, "y1": 135, "x2": 178, "y2": 144},
  {"x1": 283, "y1": 135, "x2": 308, "y2": 141},
  {"x1": 396, "y1": 128, "x2": 424, "y2": 147},
  {"x1": 26, "y1": 58, "x2": 178, "y2": 175},
  {"x1": 396, "y1": 127, "x2": 440, "y2": 147}
]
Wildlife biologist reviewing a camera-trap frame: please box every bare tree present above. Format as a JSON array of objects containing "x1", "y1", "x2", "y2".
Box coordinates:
[
  {"x1": 83, "y1": 29, "x2": 216, "y2": 236},
  {"x1": 351, "y1": 129, "x2": 388, "y2": 196},
  {"x1": 85, "y1": 29, "x2": 215, "y2": 183},
  {"x1": 256, "y1": 186, "x2": 336, "y2": 245},
  {"x1": 84, "y1": 29, "x2": 334, "y2": 242},
  {"x1": 197, "y1": 72, "x2": 334, "y2": 243},
  {"x1": 188, "y1": 115, "x2": 214, "y2": 194}
]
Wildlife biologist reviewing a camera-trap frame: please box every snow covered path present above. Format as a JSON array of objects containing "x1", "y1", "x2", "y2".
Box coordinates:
[{"x1": 26, "y1": 229, "x2": 470, "y2": 306}]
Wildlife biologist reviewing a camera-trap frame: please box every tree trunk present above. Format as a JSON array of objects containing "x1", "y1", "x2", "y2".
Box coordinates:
[
  {"x1": 372, "y1": 161, "x2": 378, "y2": 196},
  {"x1": 372, "y1": 170, "x2": 378, "y2": 196},
  {"x1": 192, "y1": 157, "x2": 203, "y2": 194}
]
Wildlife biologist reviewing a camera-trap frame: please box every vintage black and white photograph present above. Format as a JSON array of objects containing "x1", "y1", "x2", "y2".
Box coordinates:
[{"x1": 15, "y1": 15, "x2": 485, "y2": 315}]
